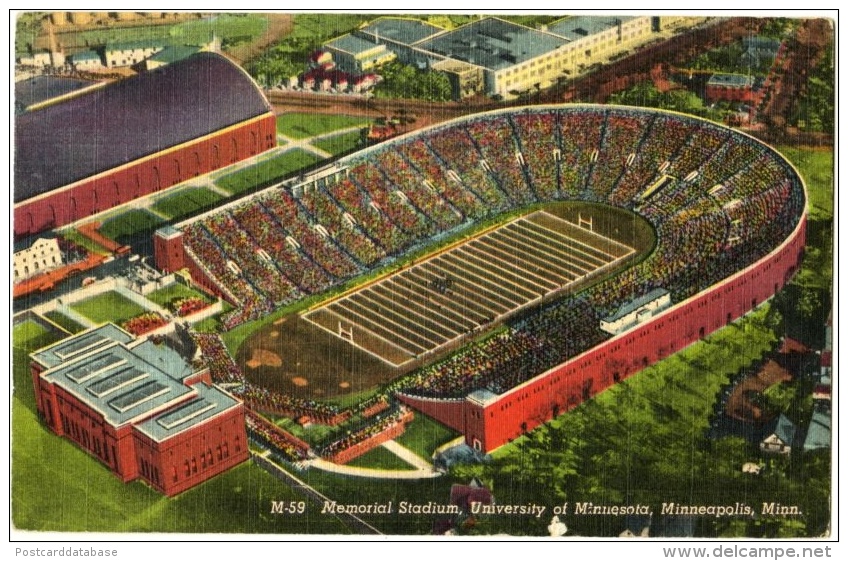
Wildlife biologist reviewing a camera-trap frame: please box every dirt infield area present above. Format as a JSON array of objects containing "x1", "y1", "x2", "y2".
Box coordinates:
[
  {"x1": 236, "y1": 202, "x2": 655, "y2": 400},
  {"x1": 237, "y1": 313, "x2": 404, "y2": 400}
]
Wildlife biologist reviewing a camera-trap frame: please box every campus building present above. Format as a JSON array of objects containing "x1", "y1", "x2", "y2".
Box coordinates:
[
  {"x1": 30, "y1": 324, "x2": 249, "y2": 496},
  {"x1": 705, "y1": 73, "x2": 760, "y2": 103},
  {"x1": 13, "y1": 237, "x2": 64, "y2": 281},
  {"x1": 415, "y1": 18, "x2": 572, "y2": 98},
  {"x1": 14, "y1": 51, "x2": 276, "y2": 238},
  {"x1": 323, "y1": 33, "x2": 397, "y2": 74},
  {"x1": 319, "y1": 15, "x2": 660, "y2": 98}
]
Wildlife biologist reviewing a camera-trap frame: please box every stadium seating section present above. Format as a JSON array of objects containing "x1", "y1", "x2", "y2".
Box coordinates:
[{"x1": 182, "y1": 106, "x2": 804, "y2": 406}]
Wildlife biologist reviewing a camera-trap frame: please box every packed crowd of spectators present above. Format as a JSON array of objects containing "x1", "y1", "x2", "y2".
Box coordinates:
[
  {"x1": 609, "y1": 115, "x2": 699, "y2": 205},
  {"x1": 373, "y1": 149, "x2": 466, "y2": 230},
  {"x1": 192, "y1": 332, "x2": 243, "y2": 384},
  {"x1": 510, "y1": 111, "x2": 561, "y2": 201},
  {"x1": 425, "y1": 126, "x2": 513, "y2": 213},
  {"x1": 395, "y1": 141, "x2": 488, "y2": 220},
  {"x1": 315, "y1": 406, "x2": 412, "y2": 459},
  {"x1": 181, "y1": 108, "x2": 804, "y2": 410},
  {"x1": 175, "y1": 106, "x2": 807, "y2": 464},
  {"x1": 466, "y1": 117, "x2": 537, "y2": 206},
  {"x1": 262, "y1": 189, "x2": 362, "y2": 280},
  {"x1": 245, "y1": 410, "x2": 310, "y2": 462},
  {"x1": 237, "y1": 383, "x2": 343, "y2": 424},
  {"x1": 590, "y1": 111, "x2": 653, "y2": 200}
]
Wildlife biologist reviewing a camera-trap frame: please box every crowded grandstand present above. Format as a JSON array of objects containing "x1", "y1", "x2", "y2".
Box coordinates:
[{"x1": 175, "y1": 105, "x2": 805, "y2": 457}]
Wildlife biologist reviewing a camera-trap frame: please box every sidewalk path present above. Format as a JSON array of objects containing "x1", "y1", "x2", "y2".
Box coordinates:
[{"x1": 381, "y1": 440, "x2": 433, "y2": 471}]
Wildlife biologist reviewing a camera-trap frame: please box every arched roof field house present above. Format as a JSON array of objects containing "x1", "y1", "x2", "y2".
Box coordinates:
[{"x1": 15, "y1": 52, "x2": 272, "y2": 203}]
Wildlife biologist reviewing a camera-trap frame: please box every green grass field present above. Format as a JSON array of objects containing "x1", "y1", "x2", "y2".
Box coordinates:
[
  {"x1": 13, "y1": 319, "x2": 61, "y2": 353},
  {"x1": 70, "y1": 291, "x2": 147, "y2": 325},
  {"x1": 215, "y1": 149, "x2": 321, "y2": 194},
  {"x1": 276, "y1": 113, "x2": 371, "y2": 140},
  {"x1": 312, "y1": 130, "x2": 366, "y2": 156},
  {"x1": 60, "y1": 229, "x2": 112, "y2": 256},
  {"x1": 99, "y1": 209, "x2": 165, "y2": 243},
  {"x1": 146, "y1": 282, "x2": 211, "y2": 309},
  {"x1": 56, "y1": 14, "x2": 266, "y2": 52},
  {"x1": 449, "y1": 305, "x2": 829, "y2": 537},
  {"x1": 44, "y1": 311, "x2": 86, "y2": 334},
  {"x1": 395, "y1": 415, "x2": 459, "y2": 460},
  {"x1": 344, "y1": 446, "x2": 418, "y2": 471},
  {"x1": 776, "y1": 145, "x2": 834, "y2": 222},
  {"x1": 151, "y1": 186, "x2": 225, "y2": 220}
]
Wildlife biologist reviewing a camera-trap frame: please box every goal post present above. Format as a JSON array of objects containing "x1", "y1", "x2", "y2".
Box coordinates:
[{"x1": 338, "y1": 322, "x2": 354, "y2": 344}]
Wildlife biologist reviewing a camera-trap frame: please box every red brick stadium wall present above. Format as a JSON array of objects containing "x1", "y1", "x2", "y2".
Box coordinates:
[
  {"x1": 395, "y1": 394, "x2": 467, "y2": 435},
  {"x1": 14, "y1": 113, "x2": 276, "y2": 237},
  {"x1": 327, "y1": 410, "x2": 414, "y2": 465},
  {"x1": 401, "y1": 216, "x2": 805, "y2": 453}
]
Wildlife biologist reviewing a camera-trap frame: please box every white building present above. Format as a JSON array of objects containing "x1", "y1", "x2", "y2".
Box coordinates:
[
  {"x1": 600, "y1": 288, "x2": 671, "y2": 335},
  {"x1": 69, "y1": 50, "x2": 103, "y2": 70},
  {"x1": 104, "y1": 42, "x2": 164, "y2": 68},
  {"x1": 14, "y1": 238, "x2": 64, "y2": 281}
]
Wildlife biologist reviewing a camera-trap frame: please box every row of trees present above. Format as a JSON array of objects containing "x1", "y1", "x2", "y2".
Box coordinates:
[
  {"x1": 789, "y1": 43, "x2": 834, "y2": 134},
  {"x1": 607, "y1": 81, "x2": 727, "y2": 122},
  {"x1": 371, "y1": 61, "x2": 453, "y2": 102},
  {"x1": 451, "y1": 305, "x2": 830, "y2": 538}
]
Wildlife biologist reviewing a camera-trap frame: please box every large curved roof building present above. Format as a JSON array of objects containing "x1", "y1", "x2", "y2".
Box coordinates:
[
  {"x1": 161, "y1": 105, "x2": 806, "y2": 452},
  {"x1": 14, "y1": 52, "x2": 276, "y2": 237}
]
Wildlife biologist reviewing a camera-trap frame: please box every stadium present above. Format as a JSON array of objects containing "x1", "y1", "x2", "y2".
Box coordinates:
[{"x1": 156, "y1": 104, "x2": 806, "y2": 456}]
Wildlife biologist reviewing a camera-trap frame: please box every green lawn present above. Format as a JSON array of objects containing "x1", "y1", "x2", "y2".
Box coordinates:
[
  {"x1": 215, "y1": 149, "x2": 321, "y2": 194},
  {"x1": 70, "y1": 291, "x2": 146, "y2": 325},
  {"x1": 98, "y1": 209, "x2": 165, "y2": 243},
  {"x1": 775, "y1": 145, "x2": 834, "y2": 222},
  {"x1": 395, "y1": 414, "x2": 460, "y2": 460},
  {"x1": 146, "y1": 282, "x2": 211, "y2": 310},
  {"x1": 274, "y1": 416, "x2": 340, "y2": 447},
  {"x1": 44, "y1": 311, "x2": 86, "y2": 334},
  {"x1": 312, "y1": 130, "x2": 366, "y2": 156},
  {"x1": 12, "y1": 391, "x2": 347, "y2": 534},
  {"x1": 344, "y1": 445, "x2": 418, "y2": 471},
  {"x1": 451, "y1": 305, "x2": 829, "y2": 537},
  {"x1": 60, "y1": 229, "x2": 111, "y2": 256},
  {"x1": 151, "y1": 186, "x2": 225, "y2": 220},
  {"x1": 63, "y1": 14, "x2": 266, "y2": 51},
  {"x1": 276, "y1": 113, "x2": 371, "y2": 140},
  {"x1": 13, "y1": 319, "x2": 62, "y2": 353}
]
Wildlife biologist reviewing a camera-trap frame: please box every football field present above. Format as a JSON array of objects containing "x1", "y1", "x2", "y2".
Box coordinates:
[{"x1": 303, "y1": 211, "x2": 635, "y2": 366}]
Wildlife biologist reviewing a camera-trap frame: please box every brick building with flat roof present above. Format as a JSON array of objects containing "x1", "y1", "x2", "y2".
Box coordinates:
[{"x1": 30, "y1": 323, "x2": 249, "y2": 496}]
